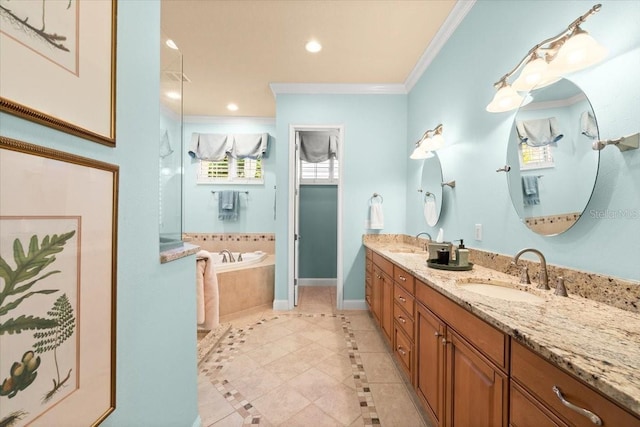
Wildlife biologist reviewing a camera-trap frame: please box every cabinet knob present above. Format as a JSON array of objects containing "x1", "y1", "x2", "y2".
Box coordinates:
[
  {"x1": 434, "y1": 332, "x2": 441, "y2": 338},
  {"x1": 398, "y1": 296, "x2": 406, "y2": 303},
  {"x1": 552, "y1": 386, "x2": 602, "y2": 425},
  {"x1": 442, "y1": 338, "x2": 450, "y2": 345},
  {"x1": 397, "y1": 347, "x2": 407, "y2": 356},
  {"x1": 399, "y1": 275, "x2": 406, "y2": 281},
  {"x1": 398, "y1": 316, "x2": 406, "y2": 324}
]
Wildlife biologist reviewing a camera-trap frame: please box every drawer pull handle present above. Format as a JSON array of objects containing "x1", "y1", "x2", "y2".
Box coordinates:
[
  {"x1": 552, "y1": 386, "x2": 602, "y2": 426},
  {"x1": 398, "y1": 296, "x2": 406, "y2": 302},
  {"x1": 397, "y1": 347, "x2": 406, "y2": 356},
  {"x1": 398, "y1": 316, "x2": 406, "y2": 324},
  {"x1": 399, "y1": 275, "x2": 407, "y2": 281}
]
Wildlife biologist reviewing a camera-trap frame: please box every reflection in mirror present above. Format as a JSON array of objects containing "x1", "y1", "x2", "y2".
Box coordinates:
[
  {"x1": 420, "y1": 153, "x2": 444, "y2": 227},
  {"x1": 507, "y1": 79, "x2": 599, "y2": 236}
]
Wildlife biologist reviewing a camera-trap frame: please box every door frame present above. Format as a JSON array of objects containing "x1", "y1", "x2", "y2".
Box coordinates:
[{"x1": 287, "y1": 124, "x2": 344, "y2": 310}]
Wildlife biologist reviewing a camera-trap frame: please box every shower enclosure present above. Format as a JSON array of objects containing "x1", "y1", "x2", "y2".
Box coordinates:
[{"x1": 159, "y1": 31, "x2": 184, "y2": 251}]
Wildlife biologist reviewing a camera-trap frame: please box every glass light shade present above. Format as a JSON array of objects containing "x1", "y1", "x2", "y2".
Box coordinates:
[
  {"x1": 423, "y1": 133, "x2": 444, "y2": 151},
  {"x1": 512, "y1": 57, "x2": 560, "y2": 91},
  {"x1": 486, "y1": 84, "x2": 526, "y2": 113},
  {"x1": 549, "y1": 28, "x2": 607, "y2": 74},
  {"x1": 410, "y1": 145, "x2": 434, "y2": 160}
]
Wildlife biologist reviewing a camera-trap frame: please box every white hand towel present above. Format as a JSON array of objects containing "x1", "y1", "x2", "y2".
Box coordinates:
[
  {"x1": 370, "y1": 203, "x2": 384, "y2": 229},
  {"x1": 424, "y1": 198, "x2": 438, "y2": 226}
]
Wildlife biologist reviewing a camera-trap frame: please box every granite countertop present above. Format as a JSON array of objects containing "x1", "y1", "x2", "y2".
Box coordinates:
[{"x1": 364, "y1": 240, "x2": 640, "y2": 417}]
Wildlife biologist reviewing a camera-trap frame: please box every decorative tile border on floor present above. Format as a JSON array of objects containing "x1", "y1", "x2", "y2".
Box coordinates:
[{"x1": 199, "y1": 313, "x2": 381, "y2": 426}]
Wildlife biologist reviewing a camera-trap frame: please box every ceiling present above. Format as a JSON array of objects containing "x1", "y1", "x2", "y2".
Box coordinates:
[{"x1": 160, "y1": 1, "x2": 459, "y2": 118}]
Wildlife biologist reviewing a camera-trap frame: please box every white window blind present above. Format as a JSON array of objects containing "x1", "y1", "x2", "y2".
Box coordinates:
[
  {"x1": 197, "y1": 157, "x2": 263, "y2": 184},
  {"x1": 300, "y1": 158, "x2": 339, "y2": 184},
  {"x1": 519, "y1": 143, "x2": 554, "y2": 170}
]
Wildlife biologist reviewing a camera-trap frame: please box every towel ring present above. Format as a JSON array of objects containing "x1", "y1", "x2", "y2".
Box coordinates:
[
  {"x1": 424, "y1": 192, "x2": 435, "y2": 203},
  {"x1": 370, "y1": 193, "x2": 383, "y2": 204}
]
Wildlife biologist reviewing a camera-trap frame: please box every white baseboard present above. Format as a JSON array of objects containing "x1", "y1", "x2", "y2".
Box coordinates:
[
  {"x1": 298, "y1": 278, "x2": 337, "y2": 286},
  {"x1": 342, "y1": 299, "x2": 368, "y2": 310},
  {"x1": 272, "y1": 299, "x2": 290, "y2": 310},
  {"x1": 192, "y1": 415, "x2": 202, "y2": 427}
]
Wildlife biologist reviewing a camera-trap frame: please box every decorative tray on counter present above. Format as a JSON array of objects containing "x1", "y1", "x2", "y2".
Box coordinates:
[{"x1": 427, "y1": 260, "x2": 474, "y2": 271}]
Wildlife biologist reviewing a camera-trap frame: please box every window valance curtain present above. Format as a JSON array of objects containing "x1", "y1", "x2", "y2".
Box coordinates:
[
  {"x1": 299, "y1": 130, "x2": 338, "y2": 163},
  {"x1": 189, "y1": 133, "x2": 269, "y2": 160}
]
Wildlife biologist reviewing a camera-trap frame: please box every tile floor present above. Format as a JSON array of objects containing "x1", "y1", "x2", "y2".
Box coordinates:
[{"x1": 198, "y1": 286, "x2": 427, "y2": 427}]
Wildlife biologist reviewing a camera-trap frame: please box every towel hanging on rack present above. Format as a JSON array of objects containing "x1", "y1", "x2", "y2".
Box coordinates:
[
  {"x1": 424, "y1": 193, "x2": 438, "y2": 226},
  {"x1": 369, "y1": 194, "x2": 384, "y2": 229},
  {"x1": 218, "y1": 190, "x2": 240, "y2": 220}
]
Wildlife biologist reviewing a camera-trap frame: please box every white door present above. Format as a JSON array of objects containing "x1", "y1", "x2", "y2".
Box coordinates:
[{"x1": 293, "y1": 131, "x2": 301, "y2": 306}]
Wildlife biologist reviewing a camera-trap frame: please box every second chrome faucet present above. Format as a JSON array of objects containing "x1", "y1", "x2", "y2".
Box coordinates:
[{"x1": 513, "y1": 248, "x2": 550, "y2": 290}]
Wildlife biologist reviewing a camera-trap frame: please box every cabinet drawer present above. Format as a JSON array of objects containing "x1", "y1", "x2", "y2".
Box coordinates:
[
  {"x1": 394, "y1": 325, "x2": 413, "y2": 380},
  {"x1": 394, "y1": 283, "x2": 415, "y2": 318},
  {"x1": 511, "y1": 340, "x2": 640, "y2": 426},
  {"x1": 394, "y1": 302, "x2": 414, "y2": 341},
  {"x1": 394, "y1": 265, "x2": 415, "y2": 293},
  {"x1": 416, "y1": 279, "x2": 508, "y2": 371},
  {"x1": 372, "y1": 252, "x2": 393, "y2": 277},
  {"x1": 510, "y1": 380, "x2": 568, "y2": 427},
  {"x1": 366, "y1": 248, "x2": 372, "y2": 260},
  {"x1": 366, "y1": 258, "x2": 373, "y2": 273}
]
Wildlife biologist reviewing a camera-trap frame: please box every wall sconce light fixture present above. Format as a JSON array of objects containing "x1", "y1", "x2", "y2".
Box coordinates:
[
  {"x1": 487, "y1": 4, "x2": 607, "y2": 113},
  {"x1": 410, "y1": 124, "x2": 444, "y2": 159},
  {"x1": 592, "y1": 132, "x2": 639, "y2": 152}
]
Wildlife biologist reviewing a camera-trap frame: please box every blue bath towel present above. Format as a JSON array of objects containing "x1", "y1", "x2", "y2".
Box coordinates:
[
  {"x1": 218, "y1": 191, "x2": 239, "y2": 220},
  {"x1": 521, "y1": 176, "x2": 540, "y2": 206}
]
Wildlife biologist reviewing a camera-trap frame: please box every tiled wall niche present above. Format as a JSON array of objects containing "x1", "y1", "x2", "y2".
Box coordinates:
[{"x1": 184, "y1": 233, "x2": 275, "y2": 254}]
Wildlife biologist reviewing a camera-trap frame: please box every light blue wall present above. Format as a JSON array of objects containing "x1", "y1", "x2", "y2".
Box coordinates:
[
  {"x1": 406, "y1": 0, "x2": 640, "y2": 281},
  {"x1": 299, "y1": 185, "x2": 337, "y2": 279},
  {"x1": 275, "y1": 94, "x2": 408, "y2": 301},
  {"x1": 0, "y1": 1, "x2": 199, "y2": 425},
  {"x1": 183, "y1": 119, "x2": 277, "y2": 233}
]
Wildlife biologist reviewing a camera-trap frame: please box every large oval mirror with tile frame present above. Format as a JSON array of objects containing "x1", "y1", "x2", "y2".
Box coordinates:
[
  {"x1": 420, "y1": 153, "x2": 444, "y2": 227},
  {"x1": 506, "y1": 78, "x2": 600, "y2": 236}
]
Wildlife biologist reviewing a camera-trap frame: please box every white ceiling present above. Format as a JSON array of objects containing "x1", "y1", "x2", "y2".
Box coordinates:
[{"x1": 161, "y1": 0, "x2": 462, "y2": 118}]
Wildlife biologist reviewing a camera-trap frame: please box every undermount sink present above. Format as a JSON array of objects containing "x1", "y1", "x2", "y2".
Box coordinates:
[
  {"x1": 388, "y1": 247, "x2": 423, "y2": 254},
  {"x1": 456, "y1": 279, "x2": 545, "y2": 303}
]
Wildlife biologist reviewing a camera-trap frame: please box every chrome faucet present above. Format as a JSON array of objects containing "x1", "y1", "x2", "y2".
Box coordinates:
[
  {"x1": 415, "y1": 232, "x2": 432, "y2": 251},
  {"x1": 218, "y1": 249, "x2": 235, "y2": 263},
  {"x1": 513, "y1": 248, "x2": 550, "y2": 290}
]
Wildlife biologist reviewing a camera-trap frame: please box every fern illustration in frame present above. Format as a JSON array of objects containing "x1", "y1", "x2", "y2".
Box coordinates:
[{"x1": 0, "y1": 136, "x2": 117, "y2": 426}]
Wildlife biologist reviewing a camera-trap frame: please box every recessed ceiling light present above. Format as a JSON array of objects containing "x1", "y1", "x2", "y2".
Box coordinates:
[
  {"x1": 166, "y1": 91, "x2": 181, "y2": 100},
  {"x1": 305, "y1": 40, "x2": 322, "y2": 53},
  {"x1": 227, "y1": 103, "x2": 239, "y2": 111},
  {"x1": 165, "y1": 39, "x2": 179, "y2": 50}
]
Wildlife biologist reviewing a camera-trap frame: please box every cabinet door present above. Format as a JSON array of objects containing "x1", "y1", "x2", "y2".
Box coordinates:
[
  {"x1": 415, "y1": 303, "x2": 446, "y2": 427},
  {"x1": 445, "y1": 330, "x2": 508, "y2": 427},
  {"x1": 371, "y1": 267, "x2": 382, "y2": 322},
  {"x1": 380, "y1": 273, "x2": 393, "y2": 345}
]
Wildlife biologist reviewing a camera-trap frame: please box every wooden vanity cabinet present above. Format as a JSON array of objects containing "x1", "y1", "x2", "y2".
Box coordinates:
[
  {"x1": 415, "y1": 303, "x2": 446, "y2": 427},
  {"x1": 371, "y1": 253, "x2": 394, "y2": 346},
  {"x1": 510, "y1": 340, "x2": 640, "y2": 427},
  {"x1": 365, "y1": 249, "x2": 372, "y2": 311},
  {"x1": 415, "y1": 278, "x2": 509, "y2": 427}
]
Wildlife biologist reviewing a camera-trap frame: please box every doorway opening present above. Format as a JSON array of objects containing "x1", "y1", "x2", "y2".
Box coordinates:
[{"x1": 287, "y1": 125, "x2": 344, "y2": 310}]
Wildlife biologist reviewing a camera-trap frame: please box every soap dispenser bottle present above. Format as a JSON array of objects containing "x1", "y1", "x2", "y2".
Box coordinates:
[{"x1": 456, "y1": 239, "x2": 470, "y2": 267}]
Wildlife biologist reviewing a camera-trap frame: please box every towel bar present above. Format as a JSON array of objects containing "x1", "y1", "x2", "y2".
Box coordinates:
[{"x1": 211, "y1": 191, "x2": 249, "y2": 196}]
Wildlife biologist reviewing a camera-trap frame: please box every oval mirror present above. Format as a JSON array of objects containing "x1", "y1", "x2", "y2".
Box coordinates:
[
  {"x1": 420, "y1": 153, "x2": 444, "y2": 227},
  {"x1": 506, "y1": 78, "x2": 600, "y2": 236}
]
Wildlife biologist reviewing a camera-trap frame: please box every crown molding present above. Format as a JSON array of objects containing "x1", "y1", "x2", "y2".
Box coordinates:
[
  {"x1": 404, "y1": 0, "x2": 476, "y2": 91},
  {"x1": 184, "y1": 115, "x2": 276, "y2": 125},
  {"x1": 270, "y1": 83, "x2": 407, "y2": 97}
]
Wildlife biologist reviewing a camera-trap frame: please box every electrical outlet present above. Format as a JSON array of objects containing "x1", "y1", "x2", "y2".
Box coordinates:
[{"x1": 474, "y1": 224, "x2": 483, "y2": 241}]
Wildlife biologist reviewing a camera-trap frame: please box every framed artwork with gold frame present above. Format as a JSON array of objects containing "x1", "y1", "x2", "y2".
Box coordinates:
[
  {"x1": 0, "y1": 136, "x2": 117, "y2": 426},
  {"x1": 0, "y1": 1, "x2": 117, "y2": 147}
]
